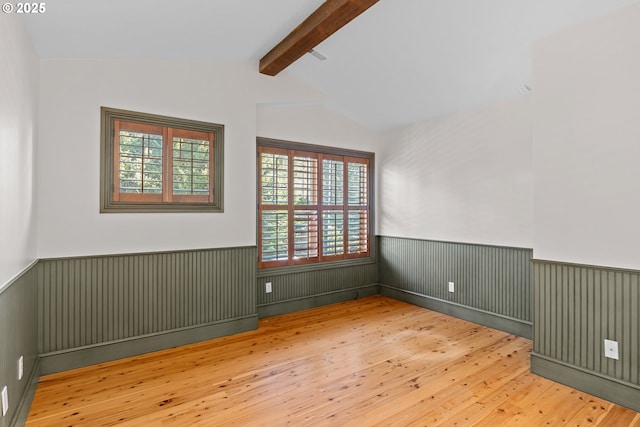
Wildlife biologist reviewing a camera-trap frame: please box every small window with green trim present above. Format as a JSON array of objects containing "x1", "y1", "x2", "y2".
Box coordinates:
[{"x1": 100, "y1": 107, "x2": 224, "y2": 213}]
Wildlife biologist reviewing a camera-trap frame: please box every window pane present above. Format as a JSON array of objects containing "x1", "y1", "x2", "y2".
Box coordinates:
[
  {"x1": 261, "y1": 211, "x2": 288, "y2": 261},
  {"x1": 119, "y1": 131, "x2": 163, "y2": 194},
  {"x1": 103, "y1": 109, "x2": 224, "y2": 212},
  {"x1": 172, "y1": 137, "x2": 210, "y2": 196},
  {"x1": 293, "y1": 156, "x2": 317, "y2": 205},
  {"x1": 322, "y1": 159, "x2": 343, "y2": 205},
  {"x1": 348, "y1": 211, "x2": 368, "y2": 254},
  {"x1": 322, "y1": 211, "x2": 344, "y2": 256},
  {"x1": 257, "y1": 142, "x2": 372, "y2": 267},
  {"x1": 261, "y1": 152, "x2": 288, "y2": 205},
  {"x1": 348, "y1": 162, "x2": 367, "y2": 206},
  {"x1": 294, "y1": 210, "x2": 318, "y2": 259}
]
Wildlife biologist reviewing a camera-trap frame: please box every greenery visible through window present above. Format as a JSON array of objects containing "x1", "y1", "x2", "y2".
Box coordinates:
[
  {"x1": 100, "y1": 107, "x2": 224, "y2": 213},
  {"x1": 258, "y1": 138, "x2": 373, "y2": 269}
]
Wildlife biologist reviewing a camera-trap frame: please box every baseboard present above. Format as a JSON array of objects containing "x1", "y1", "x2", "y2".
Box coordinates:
[
  {"x1": 39, "y1": 315, "x2": 258, "y2": 375},
  {"x1": 257, "y1": 285, "x2": 380, "y2": 318},
  {"x1": 10, "y1": 357, "x2": 40, "y2": 427},
  {"x1": 379, "y1": 285, "x2": 532, "y2": 339},
  {"x1": 531, "y1": 352, "x2": 640, "y2": 413}
]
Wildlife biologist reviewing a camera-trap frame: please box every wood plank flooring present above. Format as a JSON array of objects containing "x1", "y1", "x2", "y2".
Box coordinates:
[{"x1": 27, "y1": 296, "x2": 639, "y2": 426}]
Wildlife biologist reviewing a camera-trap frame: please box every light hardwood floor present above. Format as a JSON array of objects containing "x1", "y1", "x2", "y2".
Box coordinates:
[{"x1": 27, "y1": 296, "x2": 639, "y2": 426}]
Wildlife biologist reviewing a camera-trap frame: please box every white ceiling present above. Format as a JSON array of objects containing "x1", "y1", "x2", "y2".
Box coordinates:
[{"x1": 23, "y1": 0, "x2": 639, "y2": 131}]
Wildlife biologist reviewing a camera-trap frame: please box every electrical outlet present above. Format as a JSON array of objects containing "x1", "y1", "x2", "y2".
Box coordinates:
[
  {"x1": 265, "y1": 282, "x2": 272, "y2": 293},
  {"x1": 448, "y1": 281, "x2": 455, "y2": 293},
  {"x1": 1, "y1": 386, "x2": 8, "y2": 417},
  {"x1": 18, "y1": 356, "x2": 23, "y2": 381},
  {"x1": 604, "y1": 339, "x2": 619, "y2": 360}
]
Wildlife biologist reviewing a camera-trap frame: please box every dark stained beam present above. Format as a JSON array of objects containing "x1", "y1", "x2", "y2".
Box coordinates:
[{"x1": 259, "y1": 0, "x2": 378, "y2": 76}]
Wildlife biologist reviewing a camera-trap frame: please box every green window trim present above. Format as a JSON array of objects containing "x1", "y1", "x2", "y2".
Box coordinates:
[{"x1": 100, "y1": 107, "x2": 224, "y2": 213}]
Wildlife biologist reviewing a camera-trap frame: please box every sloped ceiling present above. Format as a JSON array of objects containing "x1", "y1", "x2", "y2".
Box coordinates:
[{"x1": 23, "y1": 0, "x2": 639, "y2": 131}]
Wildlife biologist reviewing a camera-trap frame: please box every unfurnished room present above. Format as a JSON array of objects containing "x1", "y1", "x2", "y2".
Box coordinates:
[{"x1": 1, "y1": 0, "x2": 640, "y2": 426}]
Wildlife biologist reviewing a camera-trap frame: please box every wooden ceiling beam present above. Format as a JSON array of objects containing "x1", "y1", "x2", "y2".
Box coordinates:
[{"x1": 259, "y1": 0, "x2": 378, "y2": 76}]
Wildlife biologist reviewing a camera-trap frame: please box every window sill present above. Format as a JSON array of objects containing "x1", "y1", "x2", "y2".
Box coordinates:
[{"x1": 100, "y1": 202, "x2": 223, "y2": 213}]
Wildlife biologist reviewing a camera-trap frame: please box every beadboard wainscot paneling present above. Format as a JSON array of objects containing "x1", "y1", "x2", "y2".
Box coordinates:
[
  {"x1": 38, "y1": 247, "x2": 257, "y2": 374},
  {"x1": 378, "y1": 236, "x2": 532, "y2": 338},
  {"x1": 532, "y1": 259, "x2": 640, "y2": 412},
  {"x1": 0, "y1": 262, "x2": 39, "y2": 427},
  {"x1": 257, "y1": 261, "x2": 379, "y2": 318}
]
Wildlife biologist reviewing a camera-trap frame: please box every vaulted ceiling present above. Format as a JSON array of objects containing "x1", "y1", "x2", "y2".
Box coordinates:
[{"x1": 23, "y1": 0, "x2": 639, "y2": 131}]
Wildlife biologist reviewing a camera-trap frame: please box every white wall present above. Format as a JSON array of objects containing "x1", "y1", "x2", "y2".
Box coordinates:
[
  {"x1": 257, "y1": 103, "x2": 383, "y2": 233},
  {"x1": 257, "y1": 103, "x2": 381, "y2": 153},
  {"x1": 377, "y1": 95, "x2": 533, "y2": 248},
  {"x1": 0, "y1": 15, "x2": 38, "y2": 287},
  {"x1": 533, "y1": 2, "x2": 640, "y2": 269},
  {"x1": 37, "y1": 61, "x2": 325, "y2": 258}
]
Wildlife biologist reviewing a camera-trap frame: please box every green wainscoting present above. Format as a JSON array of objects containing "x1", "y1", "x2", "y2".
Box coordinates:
[
  {"x1": 37, "y1": 247, "x2": 258, "y2": 374},
  {"x1": 2, "y1": 237, "x2": 546, "y2": 425},
  {"x1": 532, "y1": 259, "x2": 640, "y2": 412},
  {"x1": 0, "y1": 262, "x2": 39, "y2": 427},
  {"x1": 257, "y1": 261, "x2": 379, "y2": 318},
  {"x1": 378, "y1": 236, "x2": 533, "y2": 338}
]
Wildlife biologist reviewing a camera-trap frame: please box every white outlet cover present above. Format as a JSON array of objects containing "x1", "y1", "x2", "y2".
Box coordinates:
[
  {"x1": 604, "y1": 339, "x2": 619, "y2": 360},
  {"x1": 265, "y1": 282, "x2": 272, "y2": 293},
  {"x1": 1, "y1": 386, "x2": 8, "y2": 416},
  {"x1": 448, "y1": 281, "x2": 455, "y2": 292},
  {"x1": 18, "y1": 356, "x2": 24, "y2": 381}
]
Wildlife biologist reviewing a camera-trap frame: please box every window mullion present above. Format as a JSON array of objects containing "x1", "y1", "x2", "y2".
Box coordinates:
[
  {"x1": 317, "y1": 153, "x2": 325, "y2": 262},
  {"x1": 209, "y1": 133, "x2": 215, "y2": 203},
  {"x1": 257, "y1": 147, "x2": 263, "y2": 266},
  {"x1": 342, "y1": 155, "x2": 349, "y2": 258},
  {"x1": 112, "y1": 120, "x2": 121, "y2": 202},
  {"x1": 163, "y1": 127, "x2": 172, "y2": 203},
  {"x1": 287, "y1": 149, "x2": 295, "y2": 265}
]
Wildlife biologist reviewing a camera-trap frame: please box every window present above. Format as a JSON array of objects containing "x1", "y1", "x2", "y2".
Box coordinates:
[
  {"x1": 100, "y1": 107, "x2": 224, "y2": 212},
  {"x1": 258, "y1": 138, "x2": 373, "y2": 269}
]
